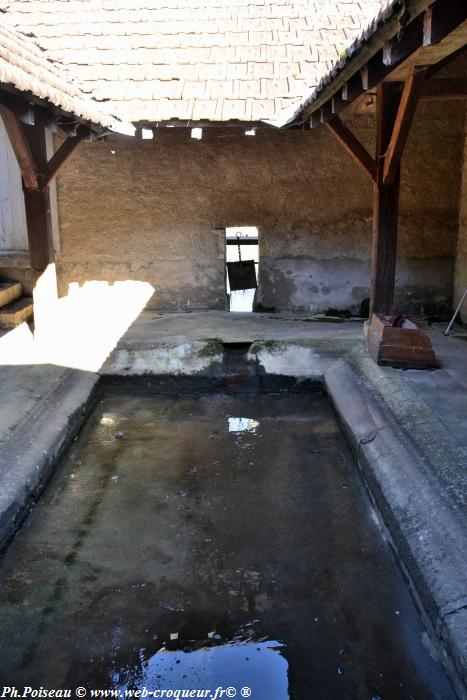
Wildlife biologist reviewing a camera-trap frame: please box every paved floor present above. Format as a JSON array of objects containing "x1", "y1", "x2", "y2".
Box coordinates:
[
  {"x1": 116, "y1": 309, "x2": 364, "y2": 344},
  {"x1": 401, "y1": 329, "x2": 467, "y2": 453},
  {"x1": 0, "y1": 393, "x2": 455, "y2": 698}
]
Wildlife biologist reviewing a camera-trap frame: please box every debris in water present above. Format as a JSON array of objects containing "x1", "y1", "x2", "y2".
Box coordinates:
[
  {"x1": 170, "y1": 633, "x2": 178, "y2": 641},
  {"x1": 114, "y1": 431, "x2": 124, "y2": 439},
  {"x1": 228, "y1": 417, "x2": 259, "y2": 433},
  {"x1": 337, "y1": 666, "x2": 344, "y2": 676},
  {"x1": 111, "y1": 475, "x2": 118, "y2": 481}
]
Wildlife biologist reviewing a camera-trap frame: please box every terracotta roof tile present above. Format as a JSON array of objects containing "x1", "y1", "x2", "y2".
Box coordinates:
[
  {"x1": 0, "y1": 0, "x2": 391, "y2": 124},
  {"x1": 0, "y1": 12, "x2": 133, "y2": 133}
]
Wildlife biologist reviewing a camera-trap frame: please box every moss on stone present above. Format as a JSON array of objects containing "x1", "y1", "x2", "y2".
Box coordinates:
[
  {"x1": 249, "y1": 339, "x2": 285, "y2": 355},
  {"x1": 198, "y1": 338, "x2": 223, "y2": 358}
]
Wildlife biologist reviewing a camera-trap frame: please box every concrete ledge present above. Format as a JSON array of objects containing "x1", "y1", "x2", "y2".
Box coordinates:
[
  {"x1": 101, "y1": 340, "x2": 224, "y2": 375},
  {"x1": 0, "y1": 369, "x2": 99, "y2": 553},
  {"x1": 325, "y1": 358, "x2": 467, "y2": 698}
]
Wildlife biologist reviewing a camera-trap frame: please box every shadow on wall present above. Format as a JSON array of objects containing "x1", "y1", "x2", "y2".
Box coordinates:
[{"x1": 0, "y1": 279, "x2": 154, "y2": 372}]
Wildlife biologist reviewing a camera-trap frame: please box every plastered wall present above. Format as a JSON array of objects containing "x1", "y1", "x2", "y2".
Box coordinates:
[
  {"x1": 54, "y1": 99, "x2": 465, "y2": 316},
  {"x1": 454, "y1": 107, "x2": 467, "y2": 320}
]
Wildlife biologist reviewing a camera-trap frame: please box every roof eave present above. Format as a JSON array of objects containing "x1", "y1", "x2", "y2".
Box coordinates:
[{"x1": 280, "y1": 0, "x2": 435, "y2": 128}]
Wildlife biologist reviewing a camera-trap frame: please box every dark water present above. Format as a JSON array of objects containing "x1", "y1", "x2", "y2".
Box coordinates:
[{"x1": 0, "y1": 394, "x2": 455, "y2": 699}]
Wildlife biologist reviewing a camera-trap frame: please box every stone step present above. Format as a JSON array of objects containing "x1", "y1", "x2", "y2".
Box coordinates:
[
  {"x1": 0, "y1": 282, "x2": 22, "y2": 309},
  {"x1": 0, "y1": 297, "x2": 33, "y2": 328}
]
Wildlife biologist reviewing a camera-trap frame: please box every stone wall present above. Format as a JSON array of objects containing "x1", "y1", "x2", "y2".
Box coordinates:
[{"x1": 54, "y1": 99, "x2": 465, "y2": 316}]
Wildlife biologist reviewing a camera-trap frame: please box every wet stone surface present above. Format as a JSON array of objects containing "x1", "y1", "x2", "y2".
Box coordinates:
[{"x1": 0, "y1": 394, "x2": 456, "y2": 699}]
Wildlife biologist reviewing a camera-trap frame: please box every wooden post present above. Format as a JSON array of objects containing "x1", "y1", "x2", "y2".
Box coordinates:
[
  {"x1": 370, "y1": 82, "x2": 402, "y2": 317},
  {"x1": 22, "y1": 125, "x2": 54, "y2": 273}
]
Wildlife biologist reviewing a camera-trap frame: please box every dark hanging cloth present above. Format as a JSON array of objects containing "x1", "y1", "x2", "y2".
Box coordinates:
[{"x1": 226, "y1": 260, "x2": 257, "y2": 291}]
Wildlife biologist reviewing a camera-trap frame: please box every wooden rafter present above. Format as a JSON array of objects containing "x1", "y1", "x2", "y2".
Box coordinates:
[
  {"x1": 45, "y1": 132, "x2": 84, "y2": 185},
  {"x1": 304, "y1": 0, "x2": 467, "y2": 129},
  {"x1": 383, "y1": 66, "x2": 428, "y2": 185},
  {"x1": 0, "y1": 104, "x2": 39, "y2": 189},
  {"x1": 325, "y1": 115, "x2": 377, "y2": 182}
]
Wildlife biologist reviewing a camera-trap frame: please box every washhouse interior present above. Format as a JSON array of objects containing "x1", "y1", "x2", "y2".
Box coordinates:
[
  {"x1": 0, "y1": 1, "x2": 466, "y2": 697},
  {"x1": 0, "y1": 389, "x2": 456, "y2": 698}
]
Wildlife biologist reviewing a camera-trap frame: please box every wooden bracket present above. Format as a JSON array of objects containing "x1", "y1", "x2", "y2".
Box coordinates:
[
  {"x1": 45, "y1": 132, "x2": 85, "y2": 185},
  {"x1": 325, "y1": 115, "x2": 377, "y2": 182},
  {"x1": 383, "y1": 66, "x2": 428, "y2": 185},
  {"x1": 0, "y1": 102, "x2": 86, "y2": 190},
  {"x1": 0, "y1": 104, "x2": 39, "y2": 189}
]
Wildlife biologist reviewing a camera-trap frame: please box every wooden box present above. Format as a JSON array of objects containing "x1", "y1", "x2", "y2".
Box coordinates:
[{"x1": 367, "y1": 313, "x2": 439, "y2": 369}]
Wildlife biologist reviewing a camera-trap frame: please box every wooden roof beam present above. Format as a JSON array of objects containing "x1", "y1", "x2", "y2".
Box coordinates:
[
  {"x1": 0, "y1": 104, "x2": 39, "y2": 189},
  {"x1": 421, "y1": 77, "x2": 467, "y2": 99},
  {"x1": 423, "y1": 1, "x2": 467, "y2": 46},
  {"x1": 301, "y1": 0, "x2": 466, "y2": 128},
  {"x1": 325, "y1": 115, "x2": 377, "y2": 182},
  {"x1": 383, "y1": 65, "x2": 428, "y2": 185}
]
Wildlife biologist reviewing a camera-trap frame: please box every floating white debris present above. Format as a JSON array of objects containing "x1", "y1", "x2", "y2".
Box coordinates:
[
  {"x1": 228, "y1": 417, "x2": 259, "y2": 433},
  {"x1": 142, "y1": 128, "x2": 153, "y2": 140},
  {"x1": 245, "y1": 128, "x2": 256, "y2": 136},
  {"x1": 170, "y1": 632, "x2": 178, "y2": 641},
  {"x1": 191, "y1": 127, "x2": 202, "y2": 140}
]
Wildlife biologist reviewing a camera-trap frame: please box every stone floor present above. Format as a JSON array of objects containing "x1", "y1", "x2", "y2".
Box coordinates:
[{"x1": 0, "y1": 311, "x2": 466, "y2": 694}]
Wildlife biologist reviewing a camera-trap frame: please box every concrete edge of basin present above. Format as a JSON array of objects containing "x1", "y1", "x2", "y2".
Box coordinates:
[
  {"x1": 0, "y1": 369, "x2": 99, "y2": 555},
  {"x1": 325, "y1": 358, "x2": 467, "y2": 700}
]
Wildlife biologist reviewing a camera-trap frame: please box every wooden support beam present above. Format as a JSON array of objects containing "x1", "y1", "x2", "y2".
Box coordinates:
[
  {"x1": 45, "y1": 132, "x2": 84, "y2": 184},
  {"x1": 325, "y1": 116, "x2": 377, "y2": 182},
  {"x1": 383, "y1": 66, "x2": 428, "y2": 185},
  {"x1": 421, "y1": 77, "x2": 467, "y2": 99},
  {"x1": 22, "y1": 125, "x2": 54, "y2": 273},
  {"x1": 0, "y1": 104, "x2": 39, "y2": 189},
  {"x1": 370, "y1": 82, "x2": 402, "y2": 317}
]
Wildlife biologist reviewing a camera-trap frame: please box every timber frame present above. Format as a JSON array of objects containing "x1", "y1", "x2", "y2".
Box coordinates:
[
  {"x1": 291, "y1": 0, "x2": 467, "y2": 318},
  {"x1": 0, "y1": 87, "x2": 108, "y2": 273}
]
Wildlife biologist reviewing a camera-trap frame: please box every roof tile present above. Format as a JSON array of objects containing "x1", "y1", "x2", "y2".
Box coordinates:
[{"x1": 0, "y1": 0, "x2": 390, "y2": 124}]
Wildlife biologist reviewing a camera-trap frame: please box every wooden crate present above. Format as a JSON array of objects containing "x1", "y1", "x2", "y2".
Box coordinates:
[{"x1": 367, "y1": 314, "x2": 439, "y2": 369}]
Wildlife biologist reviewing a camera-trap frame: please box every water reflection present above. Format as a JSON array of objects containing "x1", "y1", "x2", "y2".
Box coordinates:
[
  {"x1": 113, "y1": 640, "x2": 289, "y2": 698},
  {"x1": 228, "y1": 417, "x2": 259, "y2": 433}
]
